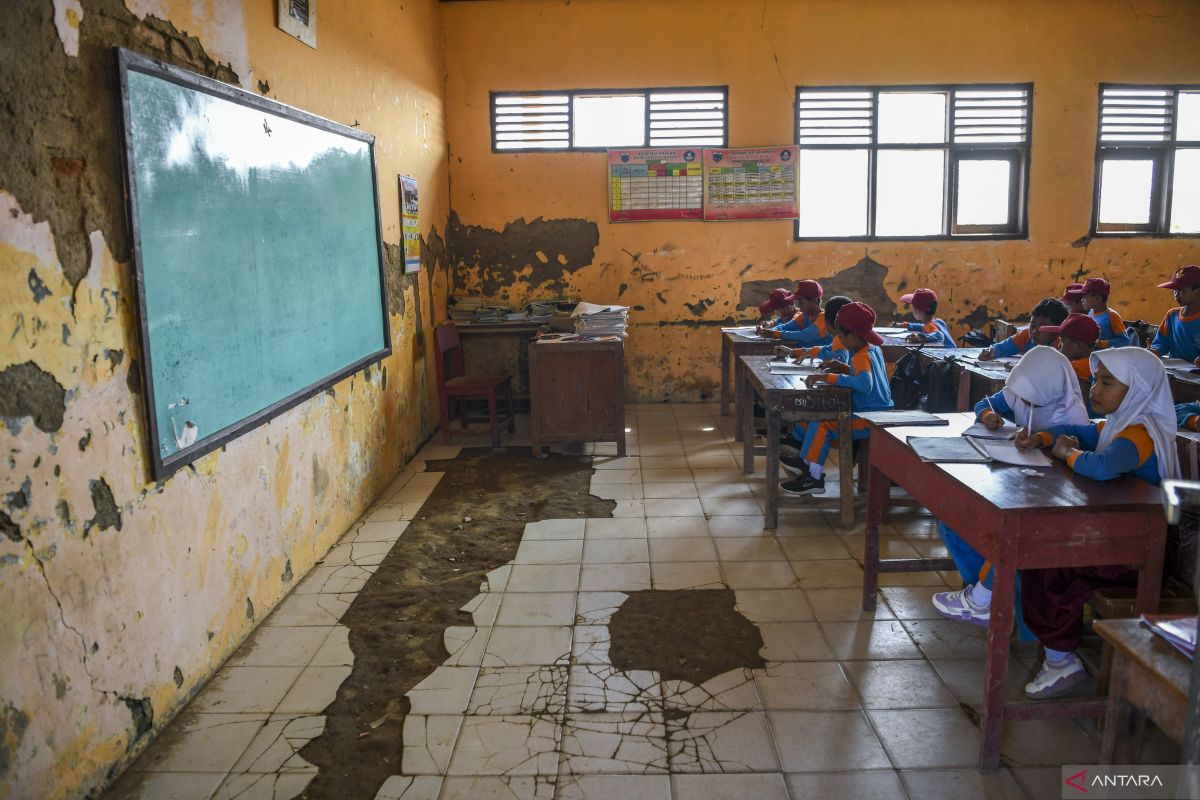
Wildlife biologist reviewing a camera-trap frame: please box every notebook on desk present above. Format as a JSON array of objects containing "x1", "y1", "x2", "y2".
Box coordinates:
[
  {"x1": 856, "y1": 410, "x2": 949, "y2": 427},
  {"x1": 907, "y1": 435, "x2": 1053, "y2": 467}
]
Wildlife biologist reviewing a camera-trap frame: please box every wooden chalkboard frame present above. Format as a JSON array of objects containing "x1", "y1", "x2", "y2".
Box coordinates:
[{"x1": 116, "y1": 48, "x2": 392, "y2": 480}]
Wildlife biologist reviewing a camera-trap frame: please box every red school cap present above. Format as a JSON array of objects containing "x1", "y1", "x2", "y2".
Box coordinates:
[
  {"x1": 759, "y1": 288, "x2": 795, "y2": 314},
  {"x1": 1158, "y1": 265, "x2": 1200, "y2": 289},
  {"x1": 836, "y1": 301, "x2": 883, "y2": 345},
  {"x1": 899, "y1": 288, "x2": 938, "y2": 313},
  {"x1": 1039, "y1": 313, "x2": 1099, "y2": 345},
  {"x1": 1082, "y1": 277, "x2": 1110, "y2": 297},
  {"x1": 1061, "y1": 282, "x2": 1085, "y2": 302},
  {"x1": 793, "y1": 279, "x2": 823, "y2": 299}
]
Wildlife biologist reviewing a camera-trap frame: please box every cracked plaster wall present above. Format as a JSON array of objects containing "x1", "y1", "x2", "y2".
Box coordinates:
[
  {"x1": 443, "y1": 0, "x2": 1200, "y2": 402},
  {"x1": 0, "y1": 0, "x2": 450, "y2": 797}
]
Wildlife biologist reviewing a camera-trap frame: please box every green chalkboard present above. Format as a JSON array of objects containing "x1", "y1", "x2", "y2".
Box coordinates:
[{"x1": 118, "y1": 49, "x2": 391, "y2": 479}]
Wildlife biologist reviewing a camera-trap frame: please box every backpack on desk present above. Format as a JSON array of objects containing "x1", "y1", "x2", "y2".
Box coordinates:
[
  {"x1": 921, "y1": 359, "x2": 961, "y2": 413},
  {"x1": 889, "y1": 348, "x2": 926, "y2": 410}
]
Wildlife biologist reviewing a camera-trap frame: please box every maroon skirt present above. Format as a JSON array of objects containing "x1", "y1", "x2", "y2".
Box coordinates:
[{"x1": 1020, "y1": 565, "x2": 1137, "y2": 652}]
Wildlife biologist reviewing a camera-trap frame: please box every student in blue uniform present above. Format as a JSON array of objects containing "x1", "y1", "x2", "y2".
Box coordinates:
[
  {"x1": 760, "y1": 280, "x2": 830, "y2": 347},
  {"x1": 1176, "y1": 402, "x2": 1200, "y2": 431},
  {"x1": 1152, "y1": 264, "x2": 1200, "y2": 366},
  {"x1": 899, "y1": 288, "x2": 956, "y2": 348},
  {"x1": 774, "y1": 295, "x2": 853, "y2": 365},
  {"x1": 779, "y1": 302, "x2": 894, "y2": 495},
  {"x1": 979, "y1": 298, "x2": 1069, "y2": 361},
  {"x1": 757, "y1": 287, "x2": 794, "y2": 326},
  {"x1": 1017, "y1": 348, "x2": 1179, "y2": 698},
  {"x1": 1061, "y1": 283, "x2": 1086, "y2": 316},
  {"x1": 1082, "y1": 277, "x2": 1135, "y2": 348},
  {"x1": 933, "y1": 347, "x2": 1090, "y2": 627}
]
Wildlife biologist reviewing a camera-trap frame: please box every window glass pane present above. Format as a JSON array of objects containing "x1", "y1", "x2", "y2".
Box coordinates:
[
  {"x1": 956, "y1": 159, "x2": 1012, "y2": 226},
  {"x1": 1097, "y1": 159, "x2": 1155, "y2": 225},
  {"x1": 878, "y1": 92, "x2": 947, "y2": 144},
  {"x1": 1178, "y1": 92, "x2": 1200, "y2": 141},
  {"x1": 797, "y1": 149, "x2": 868, "y2": 237},
  {"x1": 876, "y1": 150, "x2": 945, "y2": 236},
  {"x1": 572, "y1": 95, "x2": 645, "y2": 147},
  {"x1": 1171, "y1": 149, "x2": 1200, "y2": 233}
]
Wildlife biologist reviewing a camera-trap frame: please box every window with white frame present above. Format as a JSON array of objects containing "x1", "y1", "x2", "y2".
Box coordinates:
[
  {"x1": 490, "y1": 87, "x2": 728, "y2": 152},
  {"x1": 1093, "y1": 85, "x2": 1200, "y2": 235},
  {"x1": 794, "y1": 84, "x2": 1031, "y2": 240}
]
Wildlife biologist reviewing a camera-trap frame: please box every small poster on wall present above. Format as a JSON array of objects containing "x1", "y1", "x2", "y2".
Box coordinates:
[
  {"x1": 399, "y1": 175, "x2": 420, "y2": 273},
  {"x1": 702, "y1": 146, "x2": 799, "y2": 221},
  {"x1": 608, "y1": 148, "x2": 704, "y2": 222}
]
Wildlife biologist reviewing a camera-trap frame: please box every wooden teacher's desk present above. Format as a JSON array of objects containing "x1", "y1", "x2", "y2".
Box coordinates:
[
  {"x1": 860, "y1": 413, "x2": 1167, "y2": 770},
  {"x1": 720, "y1": 327, "x2": 776, "y2": 425},
  {"x1": 738, "y1": 356, "x2": 855, "y2": 530}
]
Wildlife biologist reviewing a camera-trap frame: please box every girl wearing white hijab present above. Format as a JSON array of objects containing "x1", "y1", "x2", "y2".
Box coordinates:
[
  {"x1": 1019, "y1": 347, "x2": 1179, "y2": 699},
  {"x1": 932, "y1": 347, "x2": 1092, "y2": 628}
]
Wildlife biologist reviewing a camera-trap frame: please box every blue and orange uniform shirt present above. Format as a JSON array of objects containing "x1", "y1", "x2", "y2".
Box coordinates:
[
  {"x1": 1090, "y1": 308, "x2": 1135, "y2": 348},
  {"x1": 796, "y1": 334, "x2": 850, "y2": 364},
  {"x1": 904, "y1": 318, "x2": 956, "y2": 348},
  {"x1": 768, "y1": 310, "x2": 832, "y2": 347},
  {"x1": 1031, "y1": 421, "x2": 1161, "y2": 485},
  {"x1": 796, "y1": 343, "x2": 894, "y2": 466},
  {"x1": 991, "y1": 328, "x2": 1036, "y2": 358},
  {"x1": 1151, "y1": 307, "x2": 1200, "y2": 362},
  {"x1": 1176, "y1": 402, "x2": 1200, "y2": 432}
]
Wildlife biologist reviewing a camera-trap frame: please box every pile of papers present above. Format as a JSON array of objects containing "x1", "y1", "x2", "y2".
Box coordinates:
[
  {"x1": 1141, "y1": 614, "x2": 1197, "y2": 659},
  {"x1": 447, "y1": 296, "x2": 511, "y2": 323},
  {"x1": 572, "y1": 301, "x2": 629, "y2": 338}
]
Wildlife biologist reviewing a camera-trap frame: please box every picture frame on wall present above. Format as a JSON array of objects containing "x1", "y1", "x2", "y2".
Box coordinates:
[
  {"x1": 277, "y1": 0, "x2": 317, "y2": 49},
  {"x1": 400, "y1": 175, "x2": 421, "y2": 273}
]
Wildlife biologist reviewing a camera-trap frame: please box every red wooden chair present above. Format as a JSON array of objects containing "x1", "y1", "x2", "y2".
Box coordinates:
[{"x1": 434, "y1": 323, "x2": 515, "y2": 447}]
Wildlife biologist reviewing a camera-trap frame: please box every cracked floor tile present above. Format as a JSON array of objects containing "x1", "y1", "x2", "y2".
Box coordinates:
[
  {"x1": 349, "y1": 520, "x2": 410, "y2": 544},
  {"x1": 446, "y1": 715, "x2": 562, "y2": 776},
  {"x1": 567, "y1": 666, "x2": 663, "y2": 713},
  {"x1": 209, "y1": 772, "x2": 314, "y2": 800},
  {"x1": 309, "y1": 625, "x2": 353, "y2": 667},
  {"x1": 442, "y1": 626, "x2": 491, "y2": 667},
  {"x1": 438, "y1": 775, "x2": 556, "y2": 799},
  {"x1": 752, "y1": 661, "x2": 860, "y2": 711},
  {"x1": 275, "y1": 665, "x2": 352, "y2": 714},
  {"x1": 514, "y1": 539, "x2": 586, "y2": 565},
  {"x1": 667, "y1": 711, "x2": 780, "y2": 774},
  {"x1": 401, "y1": 714, "x2": 464, "y2": 774},
  {"x1": 578, "y1": 563, "x2": 650, "y2": 592},
  {"x1": 460, "y1": 591, "x2": 503, "y2": 626},
  {"x1": 520, "y1": 519, "x2": 586, "y2": 541},
  {"x1": 505, "y1": 564, "x2": 581, "y2": 593},
  {"x1": 263, "y1": 594, "x2": 351, "y2": 627},
  {"x1": 406, "y1": 666, "x2": 481, "y2": 715},
  {"x1": 229, "y1": 714, "x2": 324, "y2": 774},
  {"x1": 558, "y1": 712, "x2": 669, "y2": 775},
  {"x1": 320, "y1": 540, "x2": 395, "y2": 568},
  {"x1": 556, "y1": 774, "x2": 671, "y2": 799},
  {"x1": 467, "y1": 666, "x2": 568, "y2": 716},
  {"x1": 293, "y1": 564, "x2": 378, "y2": 595},
  {"x1": 373, "y1": 775, "x2": 443, "y2": 800},
  {"x1": 495, "y1": 592, "x2": 577, "y2": 627},
  {"x1": 574, "y1": 593, "x2": 627, "y2": 626},
  {"x1": 137, "y1": 712, "x2": 268, "y2": 773},
  {"x1": 227, "y1": 626, "x2": 332, "y2": 668},
  {"x1": 189, "y1": 667, "x2": 302, "y2": 714},
  {"x1": 483, "y1": 626, "x2": 572, "y2": 667},
  {"x1": 105, "y1": 772, "x2": 226, "y2": 800},
  {"x1": 650, "y1": 561, "x2": 724, "y2": 591},
  {"x1": 570, "y1": 626, "x2": 611, "y2": 666},
  {"x1": 661, "y1": 668, "x2": 761, "y2": 713}
]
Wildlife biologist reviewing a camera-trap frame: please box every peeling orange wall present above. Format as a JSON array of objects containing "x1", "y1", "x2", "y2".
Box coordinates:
[
  {"x1": 443, "y1": 0, "x2": 1200, "y2": 401},
  {"x1": 0, "y1": 1, "x2": 449, "y2": 797}
]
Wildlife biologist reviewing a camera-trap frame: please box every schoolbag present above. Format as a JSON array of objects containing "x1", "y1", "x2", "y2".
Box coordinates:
[
  {"x1": 921, "y1": 359, "x2": 961, "y2": 412},
  {"x1": 889, "y1": 348, "x2": 926, "y2": 410},
  {"x1": 962, "y1": 329, "x2": 993, "y2": 348}
]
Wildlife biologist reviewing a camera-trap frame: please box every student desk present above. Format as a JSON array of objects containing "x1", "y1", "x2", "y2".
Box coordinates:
[
  {"x1": 738, "y1": 356, "x2": 855, "y2": 529},
  {"x1": 720, "y1": 327, "x2": 776, "y2": 425},
  {"x1": 916, "y1": 348, "x2": 1009, "y2": 412},
  {"x1": 1094, "y1": 618, "x2": 1191, "y2": 764},
  {"x1": 860, "y1": 412, "x2": 1167, "y2": 770}
]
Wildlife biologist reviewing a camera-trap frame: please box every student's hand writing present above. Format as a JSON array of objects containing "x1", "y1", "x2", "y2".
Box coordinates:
[
  {"x1": 1052, "y1": 435, "x2": 1080, "y2": 461},
  {"x1": 980, "y1": 410, "x2": 1003, "y2": 431},
  {"x1": 1013, "y1": 428, "x2": 1040, "y2": 451},
  {"x1": 821, "y1": 360, "x2": 850, "y2": 374},
  {"x1": 804, "y1": 373, "x2": 830, "y2": 388},
  {"x1": 905, "y1": 333, "x2": 925, "y2": 344},
  {"x1": 978, "y1": 349, "x2": 995, "y2": 362},
  {"x1": 774, "y1": 345, "x2": 793, "y2": 359}
]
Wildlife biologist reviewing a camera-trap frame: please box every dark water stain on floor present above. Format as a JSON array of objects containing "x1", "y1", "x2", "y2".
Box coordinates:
[
  {"x1": 298, "y1": 448, "x2": 613, "y2": 799},
  {"x1": 608, "y1": 589, "x2": 766, "y2": 686}
]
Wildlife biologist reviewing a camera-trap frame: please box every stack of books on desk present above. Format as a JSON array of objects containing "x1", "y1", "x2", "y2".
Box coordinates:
[
  {"x1": 1141, "y1": 614, "x2": 1197, "y2": 659},
  {"x1": 447, "y1": 296, "x2": 484, "y2": 320},
  {"x1": 572, "y1": 302, "x2": 629, "y2": 338}
]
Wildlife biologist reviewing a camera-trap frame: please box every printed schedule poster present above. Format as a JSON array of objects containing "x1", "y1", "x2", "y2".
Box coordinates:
[
  {"x1": 703, "y1": 146, "x2": 799, "y2": 221},
  {"x1": 608, "y1": 148, "x2": 703, "y2": 222}
]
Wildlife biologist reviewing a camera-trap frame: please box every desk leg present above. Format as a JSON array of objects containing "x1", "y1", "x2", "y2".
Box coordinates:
[
  {"x1": 861, "y1": 455, "x2": 889, "y2": 612},
  {"x1": 764, "y1": 409, "x2": 779, "y2": 530},
  {"x1": 1135, "y1": 523, "x2": 1166, "y2": 615},
  {"x1": 837, "y1": 410, "x2": 854, "y2": 530},
  {"x1": 979, "y1": 543, "x2": 1017, "y2": 772},
  {"x1": 734, "y1": 358, "x2": 745, "y2": 442},
  {"x1": 742, "y1": 375, "x2": 755, "y2": 475},
  {"x1": 721, "y1": 337, "x2": 730, "y2": 417},
  {"x1": 1101, "y1": 651, "x2": 1145, "y2": 764}
]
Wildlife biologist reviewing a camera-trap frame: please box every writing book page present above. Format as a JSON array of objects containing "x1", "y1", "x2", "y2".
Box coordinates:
[
  {"x1": 961, "y1": 419, "x2": 1019, "y2": 440},
  {"x1": 976, "y1": 439, "x2": 1053, "y2": 467}
]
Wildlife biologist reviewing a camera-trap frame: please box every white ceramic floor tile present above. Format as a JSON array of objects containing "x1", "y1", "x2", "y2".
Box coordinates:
[
  {"x1": 483, "y1": 626, "x2": 573, "y2": 667},
  {"x1": 567, "y1": 666, "x2": 663, "y2": 713},
  {"x1": 293, "y1": 564, "x2": 378, "y2": 595},
  {"x1": 138, "y1": 712, "x2": 268, "y2": 773},
  {"x1": 578, "y1": 563, "x2": 651, "y2": 592},
  {"x1": 209, "y1": 772, "x2": 315, "y2": 800},
  {"x1": 767, "y1": 711, "x2": 891, "y2": 772},
  {"x1": 401, "y1": 714, "x2": 463, "y2": 774},
  {"x1": 756, "y1": 622, "x2": 837, "y2": 662},
  {"x1": 642, "y1": 483, "x2": 699, "y2": 499},
  {"x1": 264, "y1": 594, "x2": 350, "y2": 627},
  {"x1": 438, "y1": 775, "x2": 555, "y2": 799},
  {"x1": 648, "y1": 538, "x2": 718, "y2": 563},
  {"x1": 496, "y1": 592, "x2": 577, "y2": 626},
  {"x1": 582, "y1": 538, "x2": 649, "y2": 565},
  {"x1": 585, "y1": 518, "x2": 648, "y2": 539},
  {"x1": 228, "y1": 713, "x2": 324, "y2": 774},
  {"x1": 309, "y1": 625, "x2": 352, "y2": 666},
  {"x1": 574, "y1": 592, "x2": 628, "y2": 626},
  {"x1": 557, "y1": 774, "x2": 671, "y2": 800},
  {"x1": 505, "y1": 564, "x2": 581, "y2": 593},
  {"x1": 643, "y1": 499, "x2": 705, "y2": 517},
  {"x1": 559, "y1": 712, "x2": 669, "y2": 775},
  {"x1": 672, "y1": 773, "x2": 789, "y2": 799},
  {"x1": 719, "y1": 562, "x2": 798, "y2": 590},
  {"x1": 732, "y1": 590, "x2": 814, "y2": 623},
  {"x1": 227, "y1": 626, "x2": 332, "y2": 668},
  {"x1": 106, "y1": 772, "x2": 226, "y2": 800},
  {"x1": 406, "y1": 666, "x2": 481, "y2": 715},
  {"x1": 514, "y1": 539, "x2": 585, "y2": 566},
  {"x1": 661, "y1": 668, "x2": 761, "y2": 713},
  {"x1": 373, "y1": 775, "x2": 444, "y2": 800},
  {"x1": 189, "y1": 667, "x2": 302, "y2": 714},
  {"x1": 753, "y1": 661, "x2": 860, "y2": 710},
  {"x1": 468, "y1": 665, "x2": 568, "y2": 716},
  {"x1": 443, "y1": 626, "x2": 491, "y2": 667},
  {"x1": 447, "y1": 715, "x2": 561, "y2": 776},
  {"x1": 645, "y1": 517, "x2": 710, "y2": 539},
  {"x1": 667, "y1": 711, "x2": 780, "y2": 774},
  {"x1": 275, "y1": 665, "x2": 352, "y2": 714},
  {"x1": 520, "y1": 519, "x2": 586, "y2": 541},
  {"x1": 650, "y1": 561, "x2": 725, "y2": 591}
]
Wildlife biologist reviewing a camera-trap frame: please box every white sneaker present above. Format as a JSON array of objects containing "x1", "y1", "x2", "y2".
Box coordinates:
[
  {"x1": 1025, "y1": 654, "x2": 1087, "y2": 699},
  {"x1": 931, "y1": 584, "x2": 991, "y2": 627}
]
